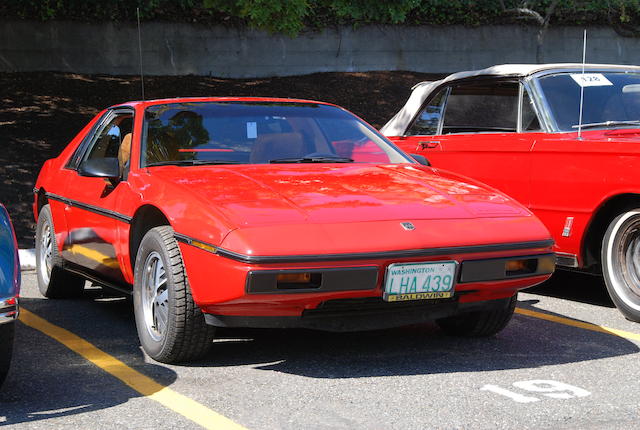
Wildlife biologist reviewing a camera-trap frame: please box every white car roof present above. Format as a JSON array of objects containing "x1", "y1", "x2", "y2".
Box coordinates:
[{"x1": 380, "y1": 63, "x2": 640, "y2": 136}]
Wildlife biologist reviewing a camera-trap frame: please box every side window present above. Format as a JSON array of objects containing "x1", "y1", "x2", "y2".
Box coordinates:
[
  {"x1": 521, "y1": 87, "x2": 542, "y2": 132},
  {"x1": 85, "y1": 113, "x2": 133, "y2": 162},
  {"x1": 407, "y1": 87, "x2": 448, "y2": 136},
  {"x1": 442, "y1": 81, "x2": 519, "y2": 133}
]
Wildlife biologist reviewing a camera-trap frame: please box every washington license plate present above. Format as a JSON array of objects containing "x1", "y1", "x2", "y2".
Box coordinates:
[{"x1": 383, "y1": 261, "x2": 457, "y2": 302}]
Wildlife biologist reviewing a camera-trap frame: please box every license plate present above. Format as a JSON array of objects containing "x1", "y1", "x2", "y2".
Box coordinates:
[{"x1": 383, "y1": 261, "x2": 457, "y2": 302}]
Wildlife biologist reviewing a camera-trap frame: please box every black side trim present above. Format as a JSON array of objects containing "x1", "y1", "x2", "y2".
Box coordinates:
[
  {"x1": 46, "y1": 193, "x2": 132, "y2": 224},
  {"x1": 64, "y1": 262, "x2": 133, "y2": 295},
  {"x1": 174, "y1": 233, "x2": 195, "y2": 245},
  {"x1": 175, "y1": 231, "x2": 554, "y2": 264}
]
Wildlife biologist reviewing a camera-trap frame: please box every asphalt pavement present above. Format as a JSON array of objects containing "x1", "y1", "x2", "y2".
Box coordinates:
[{"x1": 1, "y1": 270, "x2": 639, "y2": 429}]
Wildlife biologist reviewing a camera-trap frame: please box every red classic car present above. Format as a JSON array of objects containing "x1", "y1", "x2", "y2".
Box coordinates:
[
  {"x1": 34, "y1": 97, "x2": 554, "y2": 363},
  {"x1": 382, "y1": 63, "x2": 640, "y2": 321}
]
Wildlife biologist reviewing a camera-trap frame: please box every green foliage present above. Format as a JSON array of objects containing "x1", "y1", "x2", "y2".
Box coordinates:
[
  {"x1": 203, "y1": 0, "x2": 309, "y2": 35},
  {"x1": 326, "y1": 0, "x2": 422, "y2": 24},
  {"x1": 3, "y1": 0, "x2": 640, "y2": 36}
]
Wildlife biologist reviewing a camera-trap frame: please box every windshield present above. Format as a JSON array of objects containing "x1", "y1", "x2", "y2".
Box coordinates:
[
  {"x1": 141, "y1": 102, "x2": 412, "y2": 166},
  {"x1": 536, "y1": 72, "x2": 640, "y2": 131}
]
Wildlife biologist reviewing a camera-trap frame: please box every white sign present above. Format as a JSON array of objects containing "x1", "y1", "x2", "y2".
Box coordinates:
[
  {"x1": 246, "y1": 122, "x2": 257, "y2": 139},
  {"x1": 571, "y1": 73, "x2": 613, "y2": 87}
]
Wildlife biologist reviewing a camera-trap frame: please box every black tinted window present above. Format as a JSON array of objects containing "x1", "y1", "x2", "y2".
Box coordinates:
[
  {"x1": 442, "y1": 81, "x2": 519, "y2": 133},
  {"x1": 142, "y1": 102, "x2": 410, "y2": 165}
]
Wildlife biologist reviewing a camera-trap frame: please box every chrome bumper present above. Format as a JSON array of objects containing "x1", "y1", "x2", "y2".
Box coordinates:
[{"x1": 0, "y1": 296, "x2": 19, "y2": 324}]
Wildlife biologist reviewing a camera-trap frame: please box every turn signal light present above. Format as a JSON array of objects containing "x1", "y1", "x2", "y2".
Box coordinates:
[
  {"x1": 276, "y1": 272, "x2": 322, "y2": 289},
  {"x1": 277, "y1": 273, "x2": 312, "y2": 283},
  {"x1": 505, "y1": 259, "x2": 537, "y2": 276}
]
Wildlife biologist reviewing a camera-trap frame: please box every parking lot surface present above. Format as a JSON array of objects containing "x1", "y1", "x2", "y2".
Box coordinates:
[{"x1": 1, "y1": 270, "x2": 639, "y2": 429}]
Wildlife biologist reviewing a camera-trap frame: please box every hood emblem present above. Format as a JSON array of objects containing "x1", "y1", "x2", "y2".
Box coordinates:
[{"x1": 401, "y1": 222, "x2": 415, "y2": 231}]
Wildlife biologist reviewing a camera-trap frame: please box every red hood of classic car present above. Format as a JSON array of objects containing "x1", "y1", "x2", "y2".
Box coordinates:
[{"x1": 148, "y1": 163, "x2": 529, "y2": 227}]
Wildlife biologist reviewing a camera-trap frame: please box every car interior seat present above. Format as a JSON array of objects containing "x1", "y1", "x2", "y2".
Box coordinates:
[
  {"x1": 249, "y1": 132, "x2": 306, "y2": 163},
  {"x1": 118, "y1": 133, "x2": 132, "y2": 175}
]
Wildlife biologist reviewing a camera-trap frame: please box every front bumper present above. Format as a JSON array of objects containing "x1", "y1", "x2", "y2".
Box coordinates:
[
  {"x1": 0, "y1": 296, "x2": 19, "y2": 325},
  {"x1": 204, "y1": 295, "x2": 514, "y2": 331}
]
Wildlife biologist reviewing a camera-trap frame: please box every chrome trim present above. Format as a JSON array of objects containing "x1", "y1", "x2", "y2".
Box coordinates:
[
  {"x1": 556, "y1": 252, "x2": 579, "y2": 268},
  {"x1": 0, "y1": 296, "x2": 19, "y2": 324}
]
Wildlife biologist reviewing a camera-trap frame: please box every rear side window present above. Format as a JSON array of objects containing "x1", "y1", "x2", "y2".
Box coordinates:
[{"x1": 442, "y1": 81, "x2": 519, "y2": 133}]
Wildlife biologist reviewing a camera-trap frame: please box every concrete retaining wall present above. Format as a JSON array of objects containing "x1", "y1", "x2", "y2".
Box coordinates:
[{"x1": 1, "y1": 20, "x2": 639, "y2": 77}]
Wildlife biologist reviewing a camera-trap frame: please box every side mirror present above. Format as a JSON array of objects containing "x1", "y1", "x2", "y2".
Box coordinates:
[
  {"x1": 410, "y1": 154, "x2": 431, "y2": 167},
  {"x1": 78, "y1": 158, "x2": 120, "y2": 179}
]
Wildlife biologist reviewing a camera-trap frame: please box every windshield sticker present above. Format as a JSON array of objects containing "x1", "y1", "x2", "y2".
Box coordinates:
[
  {"x1": 247, "y1": 122, "x2": 257, "y2": 139},
  {"x1": 570, "y1": 73, "x2": 613, "y2": 87}
]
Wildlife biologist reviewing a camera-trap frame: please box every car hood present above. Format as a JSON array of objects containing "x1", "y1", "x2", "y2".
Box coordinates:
[
  {"x1": 149, "y1": 164, "x2": 551, "y2": 256},
  {"x1": 150, "y1": 163, "x2": 529, "y2": 228}
]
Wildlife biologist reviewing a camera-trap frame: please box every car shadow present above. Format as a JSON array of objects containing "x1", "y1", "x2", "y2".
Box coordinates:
[
  {"x1": 526, "y1": 269, "x2": 615, "y2": 308},
  {"x1": 185, "y1": 296, "x2": 638, "y2": 379},
  {"x1": 0, "y1": 290, "x2": 178, "y2": 426}
]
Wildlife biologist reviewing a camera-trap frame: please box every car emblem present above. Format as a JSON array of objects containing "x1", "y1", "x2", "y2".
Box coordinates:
[{"x1": 401, "y1": 222, "x2": 415, "y2": 231}]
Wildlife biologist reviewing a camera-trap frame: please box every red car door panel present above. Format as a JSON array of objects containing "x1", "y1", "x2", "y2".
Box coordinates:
[{"x1": 61, "y1": 175, "x2": 128, "y2": 283}]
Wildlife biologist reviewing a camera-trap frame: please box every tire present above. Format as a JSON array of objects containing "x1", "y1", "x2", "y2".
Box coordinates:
[
  {"x1": 133, "y1": 226, "x2": 214, "y2": 363},
  {"x1": 436, "y1": 294, "x2": 517, "y2": 337},
  {"x1": 35, "y1": 204, "x2": 85, "y2": 298},
  {"x1": 0, "y1": 322, "x2": 14, "y2": 387},
  {"x1": 601, "y1": 210, "x2": 640, "y2": 322}
]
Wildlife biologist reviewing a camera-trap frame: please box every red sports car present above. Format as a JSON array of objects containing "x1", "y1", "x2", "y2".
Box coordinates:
[
  {"x1": 34, "y1": 97, "x2": 554, "y2": 363},
  {"x1": 382, "y1": 63, "x2": 640, "y2": 321}
]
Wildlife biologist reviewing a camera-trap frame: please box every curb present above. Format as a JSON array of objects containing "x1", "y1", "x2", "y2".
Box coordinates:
[{"x1": 19, "y1": 248, "x2": 36, "y2": 271}]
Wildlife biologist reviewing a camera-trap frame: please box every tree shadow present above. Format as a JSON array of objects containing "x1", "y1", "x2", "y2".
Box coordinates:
[{"x1": 0, "y1": 71, "x2": 442, "y2": 248}]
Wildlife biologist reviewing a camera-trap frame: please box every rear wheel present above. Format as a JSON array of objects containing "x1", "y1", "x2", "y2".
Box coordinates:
[
  {"x1": 0, "y1": 322, "x2": 14, "y2": 387},
  {"x1": 133, "y1": 226, "x2": 214, "y2": 363},
  {"x1": 35, "y1": 205, "x2": 85, "y2": 298},
  {"x1": 602, "y1": 210, "x2": 640, "y2": 322},
  {"x1": 436, "y1": 294, "x2": 517, "y2": 337}
]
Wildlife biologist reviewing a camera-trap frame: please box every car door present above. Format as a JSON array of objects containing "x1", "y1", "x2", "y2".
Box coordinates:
[
  {"x1": 59, "y1": 108, "x2": 134, "y2": 284},
  {"x1": 397, "y1": 80, "x2": 540, "y2": 205}
]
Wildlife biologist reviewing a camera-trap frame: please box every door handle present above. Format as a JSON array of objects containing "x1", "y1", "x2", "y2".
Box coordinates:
[{"x1": 418, "y1": 140, "x2": 440, "y2": 150}]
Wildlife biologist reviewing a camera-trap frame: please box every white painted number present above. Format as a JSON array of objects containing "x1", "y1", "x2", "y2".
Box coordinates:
[
  {"x1": 481, "y1": 380, "x2": 591, "y2": 403},
  {"x1": 513, "y1": 380, "x2": 591, "y2": 399},
  {"x1": 481, "y1": 385, "x2": 539, "y2": 403}
]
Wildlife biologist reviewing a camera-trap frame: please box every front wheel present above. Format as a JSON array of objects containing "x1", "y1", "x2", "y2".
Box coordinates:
[
  {"x1": 133, "y1": 226, "x2": 214, "y2": 363},
  {"x1": 602, "y1": 210, "x2": 640, "y2": 322},
  {"x1": 436, "y1": 294, "x2": 517, "y2": 337}
]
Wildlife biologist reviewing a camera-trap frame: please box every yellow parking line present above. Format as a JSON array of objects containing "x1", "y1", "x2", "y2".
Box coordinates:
[
  {"x1": 18, "y1": 308, "x2": 247, "y2": 430},
  {"x1": 515, "y1": 307, "x2": 640, "y2": 342}
]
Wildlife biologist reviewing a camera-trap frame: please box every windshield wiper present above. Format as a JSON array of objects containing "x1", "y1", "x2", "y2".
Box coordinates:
[
  {"x1": 269, "y1": 156, "x2": 354, "y2": 164},
  {"x1": 571, "y1": 120, "x2": 640, "y2": 130},
  {"x1": 146, "y1": 159, "x2": 241, "y2": 167}
]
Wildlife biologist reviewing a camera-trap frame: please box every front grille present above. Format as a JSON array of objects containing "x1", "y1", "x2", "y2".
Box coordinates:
[{"x1": 304, "y1": 295, "x2": 462, "y2": 318}]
